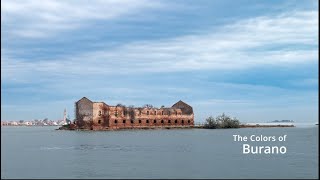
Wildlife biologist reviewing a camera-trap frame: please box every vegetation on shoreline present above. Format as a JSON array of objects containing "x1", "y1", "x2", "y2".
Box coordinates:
[{"x1": 204, "y1": 113, "x2": 240, "y2": 129}]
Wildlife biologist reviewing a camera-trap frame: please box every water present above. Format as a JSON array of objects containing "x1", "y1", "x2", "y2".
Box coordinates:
[{"x1": 1, "y1": 126, "x2": 318, "y2": 179}]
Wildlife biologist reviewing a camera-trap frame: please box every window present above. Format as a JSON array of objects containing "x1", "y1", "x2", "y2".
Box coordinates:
[
  {"x1": 146, "y1": 120, "x2": 149, "y2": 123},
  {"x1": 147, "y1": 111, "x2": 149, "y2": 115},
  {"x1": 98, "y1": 120, "x2": 101, "y2": 124},
  {"x1": 162, "y1": 111, "x2": 164, "y2": 115},
  {"x1": 175, "y1": 120, "x2": 178, "y2": 123},
  {"x1": 115, "y1": 110, "x2": 118, "y2": 117},
  {"x1": 188, "y1": 120, "x2": 190, "y2": 123},
  {"x1": 123, "y1": 120, "x2": 126, "y2": 124},
  {"x1": 182, "y1": 120, "x2": 184, "y2": 124},
  {"x1": 154, "y1": 111, "x2": 156, "y2": 115},
  {"x1": 115, "y1": 120, "x2": 118, "y2": 124},
  {"x1": 131, "y1": 120, "x2": 134, "y2": 124},
  {"x1": 99, "y1": 111, "x2": 102, "y2": 116},
  {"x1": 154, "y1": 120, "x2": 157, "y2": 123},
  {"x1": 176, "y1": 112, "x2": 178, "y2": 115},
  {"x1": 161, "y1": 120, "x2": 164, "y2": 124},
  {"x1": 139, "y1": 120, "x2": 142, "y2": 123},
  {"x1": 168, "y1": 120, "x2": 171, "y2": 123},
  {"x1": 139, "y1": 110, "x2": 141, "y2": 115},
  {"x1": 168, "y1": 111, "x2": 171, "y2": 116}
]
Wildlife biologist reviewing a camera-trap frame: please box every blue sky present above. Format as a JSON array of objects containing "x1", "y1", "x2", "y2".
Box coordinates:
[{"x1": 1, "y1": 0, "x2": 318, "y2": 123}]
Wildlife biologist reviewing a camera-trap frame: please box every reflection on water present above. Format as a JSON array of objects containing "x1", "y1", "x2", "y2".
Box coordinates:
[
  {"x1": 1, "y1": 126, "x2": 318, "y2": 179},
  {"x1": 39, "y1": 144, "x2": 192, "y2": 152}
]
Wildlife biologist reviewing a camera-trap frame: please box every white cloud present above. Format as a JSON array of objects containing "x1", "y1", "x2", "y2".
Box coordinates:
[
  {"x1": 288, "y1": 78, "x2": 318, "y2": 87},
  {"x1": 2, "y1": 10, "x2": 318, "y2": 83},
  {"x1": 1, "y1": 0, "x2": 164, "y2": 38}
]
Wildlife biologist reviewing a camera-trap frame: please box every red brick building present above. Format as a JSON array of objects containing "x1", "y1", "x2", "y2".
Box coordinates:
[{"x1": 74, "y1": 97, "x2": 194, "y2": 130}]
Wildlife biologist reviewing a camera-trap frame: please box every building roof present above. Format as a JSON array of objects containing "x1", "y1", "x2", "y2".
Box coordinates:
[
  {"x1": 171, "y1": 100, "x2": 191, "y2": 108},
  {"x1": 76, "y1": 97, "x2": 93, "y2": 103},
  {"x1": 171, "y1": 100, "x2": 193, "y2": 115}
]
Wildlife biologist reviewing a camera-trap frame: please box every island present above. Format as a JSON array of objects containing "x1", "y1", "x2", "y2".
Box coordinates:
[{"x1": 58, "y1": 97, "x2": 295, "y2": 131}]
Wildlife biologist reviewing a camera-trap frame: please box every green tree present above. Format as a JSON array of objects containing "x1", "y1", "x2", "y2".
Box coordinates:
[
  {"x1": 204, "y1": 116, "x2": 217, "y2": 129},
  {"x1": 204, "y1": 113, "x2": 240, "y2": 129}
]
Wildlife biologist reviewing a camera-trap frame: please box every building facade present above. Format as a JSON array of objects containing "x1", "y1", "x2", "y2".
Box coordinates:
[{"x1": 74, "y1": 97, "x2": 194, "y2": 130}]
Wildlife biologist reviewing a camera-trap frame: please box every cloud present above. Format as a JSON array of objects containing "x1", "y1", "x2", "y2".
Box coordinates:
[
  {"x1": 287, "y1": 78, "x2": 318, "y2": 87},
  {"x1": 2, "y1": 10, "x2": 318, "y2": 83},
  {"x1": 1, "y1": 0, "x2": 164, "y2": 38}
]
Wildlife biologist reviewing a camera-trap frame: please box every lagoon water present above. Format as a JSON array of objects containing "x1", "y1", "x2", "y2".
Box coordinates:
[{"x1": 1, "y1": 125, "x2": 318, "y2": 179}]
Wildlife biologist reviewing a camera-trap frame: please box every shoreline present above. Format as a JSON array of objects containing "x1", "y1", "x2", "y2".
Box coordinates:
[
  {"x1": 56, "y1": 124, "x2": 295, "y2": 131},
  {"x1": 239, "y1": 124, "x2": 295, "y2": 128}
]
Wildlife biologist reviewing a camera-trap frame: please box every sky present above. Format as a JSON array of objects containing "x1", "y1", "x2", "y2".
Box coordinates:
[{"x1": 1, "y1": 0, "x2": 319, "y2": 123}]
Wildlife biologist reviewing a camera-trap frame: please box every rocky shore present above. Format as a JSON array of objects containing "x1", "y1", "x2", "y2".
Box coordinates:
[{"x1": 57, "y1": 123, "x2": 294, "y2": 131}]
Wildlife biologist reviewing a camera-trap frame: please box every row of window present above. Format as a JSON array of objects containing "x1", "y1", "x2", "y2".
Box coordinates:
[
  {"x1": 145, "y1": 111, "x2": 180, "y2": 115},
  {"x1": 98, "y1": 110, "x2": 182, "y2": 117},
  {"x1": 113, "y1": 119, "x2": 191, "y2": 124}
]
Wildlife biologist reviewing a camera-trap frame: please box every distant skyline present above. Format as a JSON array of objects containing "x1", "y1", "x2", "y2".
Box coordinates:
[{"x1": 1, "y1": 0, "x2": 318, "y2": 123}]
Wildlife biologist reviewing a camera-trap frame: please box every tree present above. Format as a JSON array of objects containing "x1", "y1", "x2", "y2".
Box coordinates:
[
  {"x1": 116, "y1": 103, "x2": 126, "y2": 107},
  {"x1": 143, "y1": 104, "x2": 153, "y2": 108},
  {"x1": 127, "y1": 106, "x2": 135, "y2": 120},
  {"x1": 204, "y1": 116, "x2": 217, "y2": 129},
  {"x1": 204, "y1": 113, "x2": 240, "y2": 129}
]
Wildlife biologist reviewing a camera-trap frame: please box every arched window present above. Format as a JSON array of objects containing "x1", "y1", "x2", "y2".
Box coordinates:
[
  {"x1": 175, "y1": 120, "x2": 178, "y2": 123},
  {"x1": 131, "y1": 120, "x2": 134, "y2": 124},
  {"x1": 123, "y1": 120, "x2": 126, "y2": 123},
  {"x1": 115, "y1": 120, "x2": 118, "y2": 124},
  {"x1": 139, "y1": 120, "x2": 142, "y2": 123},
  {"x1": 146, "y1": 120, "x2": 149, "y2": 123},
  {"x1": 99, "y1": 111, "x2": 102, "y2": 116},
  {"x1": 154, "y1": 120, "x2": 157, "y2": 123},
  {"x1": 161, "y1": 120, "x2": 164, "y2": 124},
  {"x1": 188, "y1": 120, "x2": 190, "y2": 124},
  {"x1": 154, "y1": 111, "x2": 156, "y2": 115},
  {"x1": 181, "y1": 120, "x2": 184, "y2": 124},
  {"x1": 98, "y1": 120, "x2": 101, "y2": 124},
  {"x1": 147, "y1": 111, "x2": 149, "y2": 115},
  {"x1": 162, "y1": 111, "x2": 164, "y2": 115},
  {"x1": 168, "y1": 120, "x2": 171, "y2": 123}
]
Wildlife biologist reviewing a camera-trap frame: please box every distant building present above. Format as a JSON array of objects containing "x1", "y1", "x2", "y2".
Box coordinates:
[
  {"x1": 74, "y1": 97, "x2": 194, "y2": 130},
  {"x1": 11, "y1": 121, "x2": 18, "y2": 126},
  {"x1": 63, "y1": 108, "x2": 67, "y2": 124}
]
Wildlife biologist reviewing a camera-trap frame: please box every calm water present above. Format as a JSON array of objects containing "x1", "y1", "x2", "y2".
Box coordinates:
[{"x1": 1, "y1": 126, "x2": 318, "y2": 179}]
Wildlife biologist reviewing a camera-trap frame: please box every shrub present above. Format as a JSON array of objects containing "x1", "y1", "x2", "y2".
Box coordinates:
[
  {"x1": 204, "y1": 113, "x2": 240, "y2": 129},
  {"x1": 204, "y1": 116, "x2": 218, "y2": 129}
]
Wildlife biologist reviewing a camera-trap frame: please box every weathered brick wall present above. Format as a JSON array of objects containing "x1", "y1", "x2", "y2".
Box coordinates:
[
  {"x1": 172, "y1": 100, "x2": 193, "y2": 115},
  {"x1": 75, "y1": 97, "x2": 93, "y2": 128},
  {"x1": 92, "y1": 102, "x2": 109, "y2": 127},
  {"x1": 74, "y1": 97, "x2": 194, "y2": 130},
  {"x1": 107, "y1": 105, "x2": 194, "y2": 129}
]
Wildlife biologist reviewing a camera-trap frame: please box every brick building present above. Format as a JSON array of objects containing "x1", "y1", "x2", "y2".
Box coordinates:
[{"x1": 74, "y1": 97, "x2": 194, "y2": 130}]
